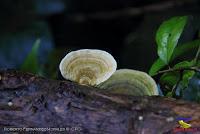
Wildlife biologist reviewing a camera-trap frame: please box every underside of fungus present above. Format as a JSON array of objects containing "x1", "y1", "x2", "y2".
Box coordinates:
[
  {"x1": 98, "y1": 69, "x2": 159, "y2": 96},
  {"x1": 59, "y1": 49, "x2": 117, "y2": 86}
]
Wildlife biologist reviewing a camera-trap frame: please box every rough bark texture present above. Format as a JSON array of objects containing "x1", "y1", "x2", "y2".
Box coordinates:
[{"x1": 0, "y1": 70, "x2": 200, "y2": 134}]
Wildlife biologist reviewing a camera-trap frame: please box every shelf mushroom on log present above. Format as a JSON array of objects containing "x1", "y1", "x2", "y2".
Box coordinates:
[
  {"x1": 59, "y1": 49, "x2": 117, "y2": 86},
  {"x1": 0, "y1": 70, "x2": 200, "y2": 134}
]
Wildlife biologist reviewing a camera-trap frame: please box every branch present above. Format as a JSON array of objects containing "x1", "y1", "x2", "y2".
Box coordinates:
[
  {"x1": 194, "y1": 44, "x2": 200, "y2": 63},
  {"x1": 0, "y1": 70, "x2": 200, "y2": 134},
  {"x1": 171, "y1": 70, "x2": 183, "y2": 98},
  {"x1": 68, "y1": 0, "x2": 199, "y2": 21}
]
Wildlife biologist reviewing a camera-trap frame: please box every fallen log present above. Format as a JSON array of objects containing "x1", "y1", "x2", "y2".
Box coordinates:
[{"x1": 0, "y1": 70, "x2": 199, "y2": 134}]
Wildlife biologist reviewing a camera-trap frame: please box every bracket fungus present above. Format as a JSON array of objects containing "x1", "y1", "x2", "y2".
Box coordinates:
[
  {"x1": 59, "y1": 49, "x2": 117, "y2": 86},
  {"x1": 98, "y1": 69, "x2": 158, "y2": 96}
]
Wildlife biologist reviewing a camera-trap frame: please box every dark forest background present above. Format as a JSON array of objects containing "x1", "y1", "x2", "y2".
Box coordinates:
[{"x1": 0, "y1": 0, "x2": 199, "y2": 73}]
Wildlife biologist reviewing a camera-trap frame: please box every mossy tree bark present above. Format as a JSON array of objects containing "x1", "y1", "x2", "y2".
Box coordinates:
[{"x1": 0, "y1": 70, "x2": 200, "y2": 134}]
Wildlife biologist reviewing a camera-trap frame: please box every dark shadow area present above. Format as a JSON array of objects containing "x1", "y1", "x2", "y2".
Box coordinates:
[{"x1": 0, "y1": 0, "x2": 199, "y2": 71}]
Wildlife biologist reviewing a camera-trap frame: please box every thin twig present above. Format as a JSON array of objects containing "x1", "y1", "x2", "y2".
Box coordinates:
[
  {"x1": 155, "y1": 66, "x2": 200, "y2": 76},
  {"x1": 171, "y1": 70, "x2": 183, "y2": 98}
]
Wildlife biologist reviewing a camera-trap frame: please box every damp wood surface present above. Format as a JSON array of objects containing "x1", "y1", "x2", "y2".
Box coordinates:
[{"x1": 0, "y1": 70, "x2": 200, "y2": 134}]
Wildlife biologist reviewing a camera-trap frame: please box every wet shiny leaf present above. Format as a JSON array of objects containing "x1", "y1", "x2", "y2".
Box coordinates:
[{"x1": 156, "y1": 16, "x2": 188, "y2": 64}]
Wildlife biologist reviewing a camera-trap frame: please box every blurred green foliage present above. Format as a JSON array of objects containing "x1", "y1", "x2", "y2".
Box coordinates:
[
  {"x1": 0, "y1": 21, "x2": 54, "y2": 69},
  {"x1": 183, "y1": 72, "x2": 200, "y2": 102},
  {"x1": 20, "y1": 39, "x2": 63, "y2": 78},
  {"x1": 21, "y1": 39, "x2": 41, "y2": 74}
]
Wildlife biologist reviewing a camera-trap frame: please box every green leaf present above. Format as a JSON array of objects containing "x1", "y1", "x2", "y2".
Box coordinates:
[
  {"x1": 156, "y1": 16, "x2": 188, "y2": 64},
  {"x1": 149, "y1": 40, "x2": 200, "y2": 76},
  {"x1": 173, "y1": 60, "x2": 195, "y2": 70},
  {"x1": 171, "y1": 39, "x2": 200, "y2": 61},
  {"x1": 149, "y1": 58, "x2": 166, "y2": 76},
  {"x1": 160, "y1": 72, "x2": 180, "y2": 87},
  {"x1": 166, "y1": 91, "x2": 173, "y2": 97},
  {"x1": 172, "y1": 61, "x2": 195, "y2": 87},
  {"x1": 196, "y1": 60, "x2": 200, "y2": 66},
  {"x1": 182, "y1": 70, "x2": 195, "y2": 87},
  {"x1": 21, "y1": 39, "x2": 40, "y2": 74},
  {"x1": 160, "y1": 61, "x2": 195, "y2": 95}
]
